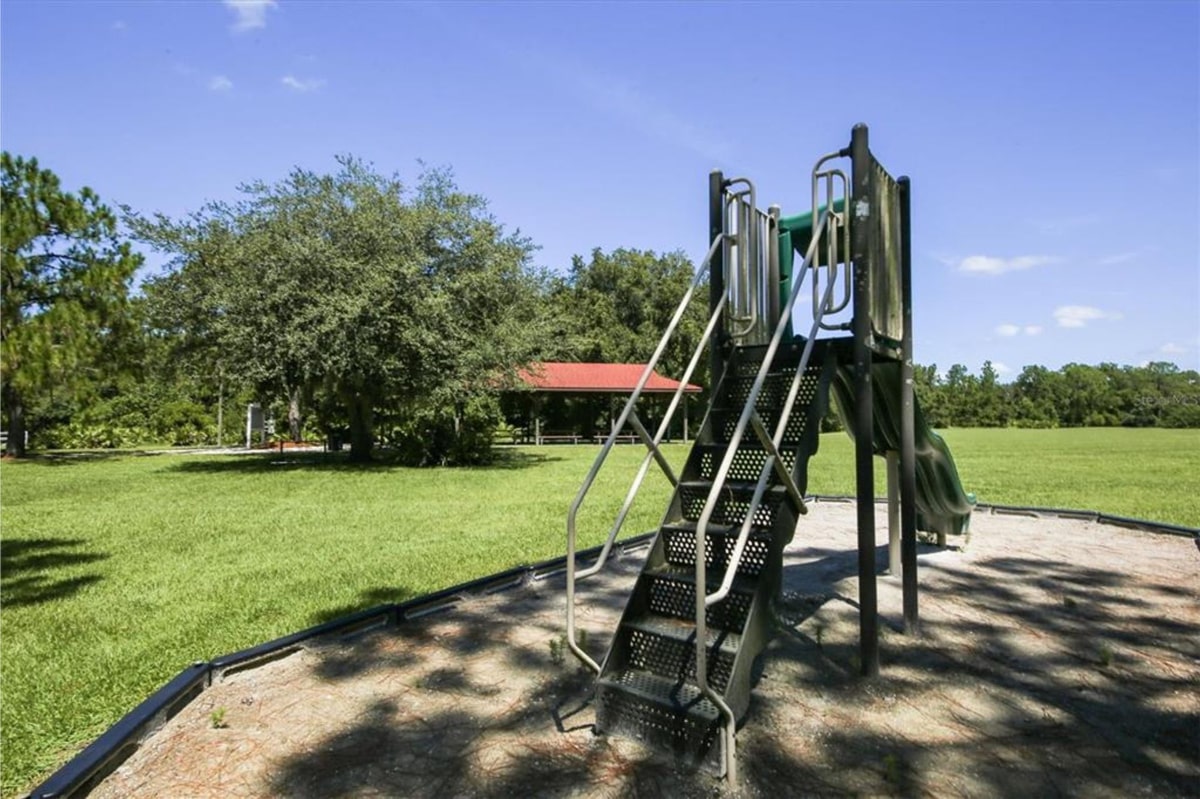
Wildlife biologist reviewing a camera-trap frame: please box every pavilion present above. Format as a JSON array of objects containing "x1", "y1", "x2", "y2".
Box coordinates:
[{"x1": 513, "y1": 362, "x2": 703, "y2": 444}]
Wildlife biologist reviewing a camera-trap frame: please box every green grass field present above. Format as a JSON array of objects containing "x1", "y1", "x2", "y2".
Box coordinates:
[{"x1": 2, "y1": 427, "x2": 1197, "y2": 797}]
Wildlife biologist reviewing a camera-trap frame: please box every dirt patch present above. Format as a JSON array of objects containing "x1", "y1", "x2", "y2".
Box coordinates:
[{"x1": 90, "y1": 504, "x2": 1199, "y2": 798}]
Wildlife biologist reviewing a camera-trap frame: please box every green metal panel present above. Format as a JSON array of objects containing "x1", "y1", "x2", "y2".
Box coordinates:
[
  {"x1": 830, "y1": 360, "x2": 975, "y2": 536},
  {"x1": 776, "y1": 199, "x2": 846, "y2": 318}
]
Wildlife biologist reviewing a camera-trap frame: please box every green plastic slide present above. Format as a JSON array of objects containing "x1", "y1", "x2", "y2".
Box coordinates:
[{"x1": 830, "y1": 360, "x2": 975, "y2": 536}]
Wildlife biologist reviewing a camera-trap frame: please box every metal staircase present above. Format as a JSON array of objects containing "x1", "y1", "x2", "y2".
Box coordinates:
[
  {"x1": 593, "y1": 341, "x2": 834, "y2": 770},
  {"x1": 565, "y1": 133, "x2": 879, "y2": 780},
  {"x1": 564, "y1": 125, "x2": 967, "y2": 781}
]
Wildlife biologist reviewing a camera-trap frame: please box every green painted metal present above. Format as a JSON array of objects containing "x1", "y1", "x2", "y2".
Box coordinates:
[
  {"x1": 830, "y1": 360, "x2": 975, "y2": 536},
  {"x1": 593, "y1": 341, "x2": 833, "y2": 771},
  {"x1": 776, "y1": 198, "x2": 847, "y2": 316}
]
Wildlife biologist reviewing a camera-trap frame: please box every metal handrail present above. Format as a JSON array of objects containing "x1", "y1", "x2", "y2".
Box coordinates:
[
  {"x1": 706, "y1": 241, "x2": 841, "y2": 609},
  {"x1": 695, "y1": 192, "x2": 844, "y2": 781},
  {"x1": 565, "y1": 233, "x2": 725, "y2": 674},
  {"x1": 575, "y1": 292, "x2": 728, "y2": 585},
  {"x1": 813, "y1": 162, "x2": 852, "y2": 329},
  {"x1": 724, "y1": 179, "x2": 772, "y2": 342}
]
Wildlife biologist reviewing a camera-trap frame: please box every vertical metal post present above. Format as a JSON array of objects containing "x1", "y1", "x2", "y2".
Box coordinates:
[
  {"x1": 850, "y1": 123, "x2": 879, "y2": 678},
  {"x1": 886, "y1": 451, "x2": 900, "y2": 575},
  {"x1": 709, "y1": 170, "x2": 727, "y2": 388},
  {"x1": 898, "y1": 176, "x2": 920, "y2": 634},
  {"x1": 767, "y1": 205, "x2": 782, "y2": 335}
]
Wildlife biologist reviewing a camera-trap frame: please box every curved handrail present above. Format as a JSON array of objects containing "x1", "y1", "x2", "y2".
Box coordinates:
[{"x1": 565, "y1": 233, "x2": 725, "y2": 673}]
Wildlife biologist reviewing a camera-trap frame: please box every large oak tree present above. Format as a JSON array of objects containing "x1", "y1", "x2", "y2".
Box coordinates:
[{"x1": 132, "y1": 157, "x2": 544, "y2": 462}]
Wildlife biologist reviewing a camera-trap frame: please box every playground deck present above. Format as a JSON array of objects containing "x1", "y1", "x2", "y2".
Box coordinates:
[{"x1": 88, "y1": 503, "x2": 1198, "y2": 798}]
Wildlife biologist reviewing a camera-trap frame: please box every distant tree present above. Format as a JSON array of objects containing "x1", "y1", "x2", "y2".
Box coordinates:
[
  {"x1": 942, "y1": 364, "x2": 979, "y2": 426},
  {"x1": 1, "y1": 153, "x2": 141, "y2": 456},
  {"x1": 974, "y1": 357, "x2": 1012, "y2": 427},
  {"x1": 1011, "y1": 365, "x2": 1062, "y2": 427},
  {"x1": 549, "y1": 247, "x2": 707, "y2": 378},
  {"x1": 132, "y1": 158, "x2": 545, "y2": 462},
  {"x1": 539, "y1": 247, "x2": 708, "y2": 437},
  {"x1": 911, "y1": 363, "x2": 944, "y2": 426}
]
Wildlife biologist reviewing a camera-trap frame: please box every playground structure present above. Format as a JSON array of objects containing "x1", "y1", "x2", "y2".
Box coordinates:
[
  {"x1": 21, "y1": 120, "x2": 1198, "y2": 794},
  {"x1": 565, "y1": 123, "x2": 975, "y2": 779}
]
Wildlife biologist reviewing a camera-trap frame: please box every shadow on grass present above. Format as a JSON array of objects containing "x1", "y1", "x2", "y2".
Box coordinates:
[
  {"x1": 0, "y1": 537, "x2": 108, "y2": 607},
  {"x1": 309, "y1": 586, "x2": 417, "y2": 626},
  {"x1": 2, "y1": 450, "x2": 164, "y2": 467},
  {"x1": 164, "y1": 449, "x2": 563, "y2": 475}
]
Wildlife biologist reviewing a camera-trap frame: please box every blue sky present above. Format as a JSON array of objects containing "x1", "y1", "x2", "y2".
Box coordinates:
[{"x1": 3, "y1": 0, "x2": 1197, "y2": 376}]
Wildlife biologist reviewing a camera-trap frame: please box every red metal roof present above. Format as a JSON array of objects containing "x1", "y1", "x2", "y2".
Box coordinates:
[{"x1": 517, "y1": 363, "x2": 702, "y2": 394}]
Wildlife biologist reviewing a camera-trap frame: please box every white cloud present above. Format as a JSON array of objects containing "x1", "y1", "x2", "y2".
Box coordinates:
[
  {"x1": 958, "y1": 254, "x2": 1060, "y2": 275},
  {"x1": 995, "y1": 323, "x2": 1043, "y2": 337},
  {"x1": 208, "y1": 75, "x2": 234, "y2": 92},
  {"x1": 1098, "y1": 251, "x2": 1141, "y2": 266},
  {"x1": 1160, "y1": 342, "x2": 1187, "y2": 355},
  {"x1": 224, "y1": 0, "x2": 277, "y2": 33},
  {"x1": 992, "y1": 362, "x2": 1012, "y2": 376},
  {"x1": 1053, "y1": 305, "x2": 1122, "y2": 328},
  {"x1": 281, "y1": 75, "x2": 326, "y2": 92}
]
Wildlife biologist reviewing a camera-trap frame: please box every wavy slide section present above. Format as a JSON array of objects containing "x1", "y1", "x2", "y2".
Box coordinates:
[{"x1": 831, "y1": 360, "x2": 974, "y2": 536}]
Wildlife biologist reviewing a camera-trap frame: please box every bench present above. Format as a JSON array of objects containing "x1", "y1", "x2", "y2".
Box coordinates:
[{"x1": 537, "y1": 434, "x2": 585, "y2": 444}]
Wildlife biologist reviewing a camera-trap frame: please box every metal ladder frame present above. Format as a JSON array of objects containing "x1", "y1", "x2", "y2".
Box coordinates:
[
  {"x1": 695, "y1": 150, "x2": 852, "y2": 781},
  {"x1": 565, "y1": 148, "x2": 854, "y2": 781}
]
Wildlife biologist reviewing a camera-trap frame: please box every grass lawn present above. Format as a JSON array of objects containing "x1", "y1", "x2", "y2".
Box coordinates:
[
  {"x1": 2, "y1": 428, "x2": 1198, "y2": 797},
  {"x1": 805, "y1": 427, "x2": 1200, "y2": 524}
]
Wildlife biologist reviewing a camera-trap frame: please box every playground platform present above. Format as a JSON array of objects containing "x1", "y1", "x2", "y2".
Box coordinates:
[{"x1": 71, "y1": 502, "x2": 1198, "y2": 799}]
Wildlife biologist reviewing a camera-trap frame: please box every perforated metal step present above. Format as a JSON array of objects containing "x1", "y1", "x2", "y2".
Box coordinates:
[
  {"x1": 660, "y1": 521, "x2": 774, "y2": 577},
  {"x1": 620, "y1": 615, "x2": 737, "y2": 692},
  {"x1": 595, "y1": 667, "x2": 723, "y2": 761},
  {"x1": 640, "y1": 566, "x2": 753, "y2": 632},
  {"x1": 677, "y1": 480, "x2": 787, "y2": 527},
  {"x1": 623, "y1": 614, "x2": 742, "y2": 654},
  {"x1": 599, "y1": 669, "x2": 721, "y2": 719},
  {"x1": 715, "y1": 365, "x2": 824, "y2": 446},
  {"x1": 695, "y1": 443, "x2": 798, "y2": 483}
]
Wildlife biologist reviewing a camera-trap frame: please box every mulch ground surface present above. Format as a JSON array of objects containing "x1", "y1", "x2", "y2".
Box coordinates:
[{"x1": 90, "y1": 502, "x2": 1199, "y2": 798}]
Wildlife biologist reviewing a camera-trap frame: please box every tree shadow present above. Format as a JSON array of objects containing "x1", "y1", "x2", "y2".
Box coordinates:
[
  {"x1": 759, "y1": 535, "x2": 1200, "y2": 797},
  {"x1": 2, "y1": 450, "x2": 158, "y2": 467},
  {"x1": 165, "y1": 448, "x2": 562, "y2": 475},
  {"x1": 89, "y1": 517, "x2": 1198, "y2": 798},
  {"x1": 308, "y1": 587, "x2": 415, "y2": 626},
  {"x1": 0, "y1": 537, "x2": 108, "y2": 607}
]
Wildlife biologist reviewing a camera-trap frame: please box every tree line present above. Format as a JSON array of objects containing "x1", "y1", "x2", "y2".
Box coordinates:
[
  {"x1": 3, "y1": 153, "x2": 1196, "y2": 460},
  {"x1": 907, "y1": 360, "x2": 1197, "y2": 430}
]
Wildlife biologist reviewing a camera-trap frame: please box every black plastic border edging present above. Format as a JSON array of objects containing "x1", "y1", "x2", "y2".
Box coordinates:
[
  {"x1": 26, "y1": 664, "x2": 211, "y2": 799},
  {"x1": 27, "y1": 532, "x2": 655, "y2": 799},
  {"x1": 28, "y1": 495, "x2": 1197, "y2": 798}
]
